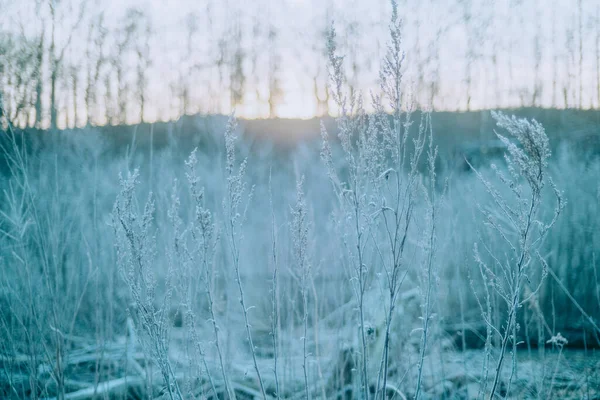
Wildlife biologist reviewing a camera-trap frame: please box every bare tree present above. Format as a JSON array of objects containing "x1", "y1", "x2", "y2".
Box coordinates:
[
  {"x1": 311, "y1": 6, "x2": 332, "y2": 117},
  {"x1": 104, "y1": 71, "x2": 113, "y2": 125},
  {"x1": 135, "y1": 12, "x2": 152, "y2": 123},
  {"x1": 0, "y1": 32, "x2": 40, "y2": 127},
  {"x1": 69, "y1": 65, "x2": 78, "y2": 127},
  {"x1": 531, "y1": 0, "x2": 542, "y2": 106},
  {"x1": 229, "y1": 13, "x2": 245, "y2": 111},
  {"x1": 565, "y1": 26, "x2": 575, "y2": 108},
  {"x1": 460, "y1": 0, "x2": 474, "y2": 110},
  {"x1": 84, "y1": 13, "x2": 107, "y2": 126},
  {"x1": 577, "y1": 0, "x2": 583, "y2": 108},
  {"x1": 111, "y1": 8, "x2": 142, "y2": 124},
  {"x1": 33, "y1": 25, "x2": 45, "y2": 128},
  {"x1": 597, "y1": 4, "x2": 600, "y2": 108},
  {"x1": 267, "y1": 20, "x2": 282, "y2": 118},
  {"x1": 48, "y1": 0, "x2": 86, "y2": 130},
  {"x1": 551, "y1": 2, "x2": 558, "y2": 107},
  {"x1": 181, "y1": 13, "x2": 199, "y2": 116}
]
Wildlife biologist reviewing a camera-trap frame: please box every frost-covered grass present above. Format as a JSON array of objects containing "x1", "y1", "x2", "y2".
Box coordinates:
[
  {"x1": 1, "y1": 104, "x2": 599, "y2": 400},
  {"x1": 1, "y1": 2, "x2": 599, "y2": 399}
]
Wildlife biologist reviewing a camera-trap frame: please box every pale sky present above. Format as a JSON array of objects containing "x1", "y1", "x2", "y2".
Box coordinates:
[{"x1": 2, "y1": 0, "x2": 599, "y2": 125}]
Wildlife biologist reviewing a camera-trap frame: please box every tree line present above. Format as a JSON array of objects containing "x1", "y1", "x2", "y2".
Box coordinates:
[{"x1": 1, "y1": 0, "x2": 599, "y2": 129}]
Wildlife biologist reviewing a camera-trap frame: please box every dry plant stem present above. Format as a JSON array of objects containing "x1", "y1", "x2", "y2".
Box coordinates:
[
  {"x1": 374, "y1": 5, "x2": 425, "y2": 398},
  {"x1": 325, "y1": 4, "x2": 425, "y2": 398},
  {"x1": 547, "y1": 338, "x2": 566, "y2": 399},
  {"x1": 547, "y1": 267, "x2": 600, "y2": 336},
  {"x1": 203, "y1": 242, "x2": 232, "y2": 398},
  {"x1": 302, "y1": 279, "x2": 309, "y2": 400},
  {"x1": 348, "y1": 101, "x2": 370, "y2": 400},
  {"x1": 474, "y1": 261, "x2": 493, "y2": 398},
  {"x1": 169, "y1": 182, "x2": 219, "y2": 399},
  {"x1": 113, "y1": 173, "x2": 183, "y2": 400},
  {"x1": 325, "y1": 26, "x2": 370, "y2": 400},
  {"x1": 310, "y1": 274, "x2": 328, "y2": 400},
  {"x1": 376, "y1": 111, "x2": 418, "y2": 400},
  {"x1": 594, "y1": 252, "x2": 600, "y2": 308},
  {"x1": 415, "y1": 115, "x2": 438, "y2": 400},
  {"x1": 224, "y1": 116, "x2": 267, "y2": 400},
  {"x1": 353, "y1": 189, "x2": 370, "y2": 400},
  {"x1": 487, "y1": 196, "x2": 541, "y2": 400},
  {"x1": 344, "y1": 171, "x2": 370, "y2": 400},
  {"x1": 290, "y1": 176, "x2": 311, "y2": 400},
  {"x1": 497, "y1": 203, "x2": 536, "y2": 396},
  {"x1": 375, "y1": 166, "x2": 416, "y2": 400},
  {"x1": 231, "y1": 196, "x2": 266, "y2": 400},
  {"x1": 184, "y1": 311, "x2": 218, "y2": 399},
  {"x1": 185, "y1": 149, "x2": 233, "y2": 399},
  {"x1": 271, "y1": 248, "x2": 280, "y2": 400},
  {"x1": 468, "y1": 112, "x2": 563, "y2": 400},
  {"x1": 269, "y1": 170, "x2": 281, "y2": 399},
  {"x1": 205, "y1": 288, "x2": 231, "y2": 396}
]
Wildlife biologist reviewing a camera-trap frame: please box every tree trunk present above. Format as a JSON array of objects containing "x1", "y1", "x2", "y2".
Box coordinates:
[
  {"x1": 34, "y1": 30, "x2": 45, "y2": 128},
  {"x1": 72, "y1": 69, "x2": 78, "y2": 128},
  {"x1": 50, "y1": 3, "x2": 57, "y2": 130},
  {"x1": 50, "y1": 66, "x2": 58, "y2": 130}
]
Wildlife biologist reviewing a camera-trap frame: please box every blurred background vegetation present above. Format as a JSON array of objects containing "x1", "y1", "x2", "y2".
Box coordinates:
[{"x1": 0, "y1": 0, "x2": 599, "y2": 398}]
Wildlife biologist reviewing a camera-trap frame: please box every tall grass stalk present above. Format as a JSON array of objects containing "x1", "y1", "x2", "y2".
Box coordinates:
[
  {"x1": 468, "y1": 112, "x2": 563, "y2": 399},
  {"x1": 414, "y1": 113, "x2": 439, "y2": 399},
  {"x1": 222, "y1": 115, "x2": 267, "y2": 399},
  {"x1": 290, "y1": 176, "x2": 311, "y2": 399}
]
